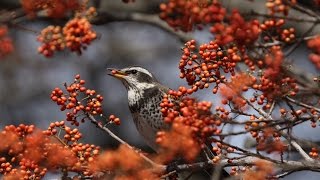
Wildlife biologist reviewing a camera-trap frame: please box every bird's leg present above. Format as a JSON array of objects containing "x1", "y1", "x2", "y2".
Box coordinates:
[
  {"x1": 164, "y1": 158, "x2": 183, "y2": 180},
  {"x1": 165, "y1": 157, "x2": 186, "y2": 173}
]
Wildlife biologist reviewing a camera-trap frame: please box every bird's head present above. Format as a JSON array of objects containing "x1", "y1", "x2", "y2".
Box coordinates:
[{"x1": 107, "y1": 66, "x2": 158, "y2": 91}]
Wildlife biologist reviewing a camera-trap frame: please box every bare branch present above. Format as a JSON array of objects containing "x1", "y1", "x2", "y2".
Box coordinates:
[
  {"x1": 246, "y1": 10, "x2": 319, "y2": 23},
  {"x1": 86, "y1": 113, "x2": 163, "y2": 168},
  {"x1": 285, "y1": 96, "x2": 320, "y2": 113},
  {"x1": 0, "y1": 8, "x2": 26, "y2": 24},
  {"x1": 173, "y1": 156, "x2": 320, "y2": 174},
  {"x1": 91, "y1": 11, "x2": 192, "y2": 43}
]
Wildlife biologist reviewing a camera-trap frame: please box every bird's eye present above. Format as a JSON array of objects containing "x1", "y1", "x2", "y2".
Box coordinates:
[{"x1": 130, "y1": 70, "x2": 138, "y2": 74}]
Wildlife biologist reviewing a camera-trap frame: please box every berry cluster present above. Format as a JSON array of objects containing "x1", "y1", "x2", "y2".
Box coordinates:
[
  {"x1": 21, "y1": 0, "x2": 81, "y2": 18},
  {"x1": 3, "y1": 157, "x2": 48, "y2": 180},
  {"x1": 159, "y1": 0, "x2": 225, "y2": 32},
  {"x1": 38, "y1": 17, "x2": 97, "y2": 57},
  {"x1": 309, "y1": 148, "x2": 319, "y2": 159},
  {"x1": 156, "y1": 122, "x2": 200, "y2": 162},
  {"x1": 251, "y1": 47, "x2": 298, "y2": 105},
  {"x1": 109, "y1": 114, "x2": 121, "y2": 125},
  {"x1": 280, "y1": 28, "x2": 295, "y2": 43},
  {"x1": 280, "y1": 105, "x2": 319, "y2": 128},
  {"x1": 260, "y1": 19, "x2": 296, "y2": 44},
  {"x1": 0, "y1": 123, "x2": 102, "y2": 179},
  {"x1": 44, "y1": 121, "x2": 100, "y2": 175},
  {"x1": 265, "y1": 0, "x2": 296, "y2": 16},
  {"x1": 210, "y1": 10, "x2": 261, "y2": 47},
  {"x1": 307, "y1": 36, "x2": 320, "y2": 69},
  {"x1": 242, "y1": 160, "x2": 274, "y2": 179},
  {"x1": 179, "y1": 40, "x2": 242, "y2": 95},
  {"x1": 212, "y1": 141, "x2": 235, "y2": 159},
  {"x1": 0, "y1": 125, "x2": 52, "y2": 179},
  {"x1": 50, "y1": 74, "x2": 103, "y2": 126},
  {"x1": 256, "y1": 128, "x2": 286, "y2": 153},
  {"x1": 63, "y1": 17, "x2": 97, "y2": 54},
  {"x1": 260, "y1": 19, "x2": 285, "y2": 31},
  {"x1": 0, "y1": 25, "x2": 13, "y2": 58},
  {"x1": 37, "y1": 26, "x2": 64, "y2": 57},
  {"x1": 161, "y1": 96, "x2": 222, "y2": 144},
  {"x1": 220, "y1": 74, "x2": 255, "y2": 108},
  {"x1": 89, "y1": 145, "x2": 157, "y2": 179}
]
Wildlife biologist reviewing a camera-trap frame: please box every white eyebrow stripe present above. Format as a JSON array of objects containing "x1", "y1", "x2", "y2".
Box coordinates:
[{"x1": 131, "y1": 67, "x2": 153, "y2": 77}]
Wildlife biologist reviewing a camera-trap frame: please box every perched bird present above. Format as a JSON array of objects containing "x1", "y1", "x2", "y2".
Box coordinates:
[
  {"x1": 108, "y1": 66, "x2": 170, "y2": 150},
  {"x1": 108, "y1": 66, "x2": 229, "y2": 179}
]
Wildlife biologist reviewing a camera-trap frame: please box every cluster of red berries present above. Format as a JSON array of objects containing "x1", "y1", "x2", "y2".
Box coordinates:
[
  {"x1": 4, "y1": 124, "x2": 35, "y2": 138},
  {"x1": 159, "y1": 0, "x2": 225, "y2": 32},
  {"x1": 280, "y1": 106, "x2": 319, "y2": 128},
  {"x1": 2, "y1": 161, "x2": 46, "y2": 180},
  {"x1": 256, "y1": 129, "x2": 286, "y2": 153},
  {"x1": 0, "y1": 125, "x2": 47, "y2": 179},
  {"x1": 242, "y1": 160, "x2": 274, "y2": 179},
  {"x1": 307, "y1": 36, "x2": 320, "y2": 69},
  {"x1": 0, "y1": 123, "x2": 102, "y2": 179},
  {"x1": 179, "y1": 40, "x2": 244, "y2": 95},
  {"x1": 63, "y1": 17, "x2": 97, "y2": 54},
  {"x1": 44, "y1": 121, "x2": 101, "y2": 176},
  {"x1": 43, "y1": 121, "x2": 82, "y2": 141},
  {"x1": 260, "y1": 19, "x2": 285, "y2": 31},
  {"x1": 211, "y1": 141, "x2": 235, "y2": 163},
  {"x1": 309, "y1": 148, "x2": 319, "y2": 158},
  {"x1": 38, "y1": 17, "x2": 97, "y2": 57},
  {"x1": 265, "y1": 0, "x2": 296, "y2": 16},
  {"x1": 210, "y1": 10, "x2": 261, "y2": 47},
  {"x1": 280, "y1": 28, "x2": 295, "y2": 43},
  {"x1": 229, "y1": 166, "x2": 246, "y2": 176},
  {"x1": 260, "y1": 19, "x2": 296, "y2": 44},
  {"x1": 21, "y1": 0, "x2": 81, "y2": 18},
  {"x1": 156, "y1": 122, "x2": 200, "y2": 162},
  {"x1": 253, "y1": 74, "x2": 298, "y2": 104},
  {"x1": 50, "y1": 74, "x2": 103, "y2": 126},
  {"x1": 161, "y1": 96, "x2": 222, "y2": 142},
  {"x1": 37, "y1": 26, "x2": 64, "y2": 57},
  {"x1": 220, "y1": 74, "x2": 255, "y2": 109},
  {"x1": 88, "y1": 145, "x2": 158, "y2": 179},
  {"x1": 251, "y1": 48, "x2": 298, "y2": 105},
  {"x1": 0, "y1": 25, "x2": 13, "y2": 58},
  {"x1": 109, "y1": 115, "x2": 121, "y2": 125}
]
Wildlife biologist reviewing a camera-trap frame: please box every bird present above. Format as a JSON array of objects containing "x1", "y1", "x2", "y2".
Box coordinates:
[
  {"x1": 107, "y1": 66, "x2": 170, "y2": 150},
  {"x1": 107, "y1": 66, "x2": 229, "y2": 179}
]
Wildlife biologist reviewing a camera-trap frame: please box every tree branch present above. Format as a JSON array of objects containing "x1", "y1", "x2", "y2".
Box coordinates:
[
  {"x1": 91, "y1": 11, "x2": 192, "y2": 43},
  {"x1": 86, "y1": 113, "x2": 163, "y2": 169},
  {"x1": 244, "y1": 97, "x2": 314, "y2": 161},
  {"x1": 172, "y1": 156, "x2": 320, "y2": 174},
  {"x1": 285, "y1": 96, "x2": 320, "y2": 113},
  {"x1": 0, "y1": 8, "x2": 26, "y2": 24}
]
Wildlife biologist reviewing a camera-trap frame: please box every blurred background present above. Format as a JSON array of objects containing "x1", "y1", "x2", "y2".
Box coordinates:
[{"x1": 0, "y1": 0, "x2": 319, "y2": 179}]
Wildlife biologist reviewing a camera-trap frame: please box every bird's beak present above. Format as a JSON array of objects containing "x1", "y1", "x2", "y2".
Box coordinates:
[{"x1": 107, "y1": 68, "x2": 127, "y2": 79}]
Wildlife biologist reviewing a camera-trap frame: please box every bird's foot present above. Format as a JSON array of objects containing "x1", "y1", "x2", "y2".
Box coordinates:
[{"x1": 165, "y1": 157, "x2": 185, "y2": 173}]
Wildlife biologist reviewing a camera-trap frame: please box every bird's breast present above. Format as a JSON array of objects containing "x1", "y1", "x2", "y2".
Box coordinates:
[
  {"x1": 128, "y1": 87, "x2": 170, "y2": 150},
  {"x1": 127, "y1": 89, "x2": 142, "y2": 112}
]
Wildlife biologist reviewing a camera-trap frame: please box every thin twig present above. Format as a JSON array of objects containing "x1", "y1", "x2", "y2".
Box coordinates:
[
  {"x1": 285, "y1": 96, "x2": 320, "y2": 112},
  {"x1": 86, "y1": 113, "x2": 163, "y2": 168},
  {"x1": 91, "y1": 11, "x2": 192, "y2": 43},
  {"x1": 0, "y1": 8, "x2": 26, "y2": 24},
  {"x1": 244, "y1": 97, "x2": 314, "y2": 161},
  {"x1": 246, "y1": 10, "x2": 318, "y2": 23}
]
